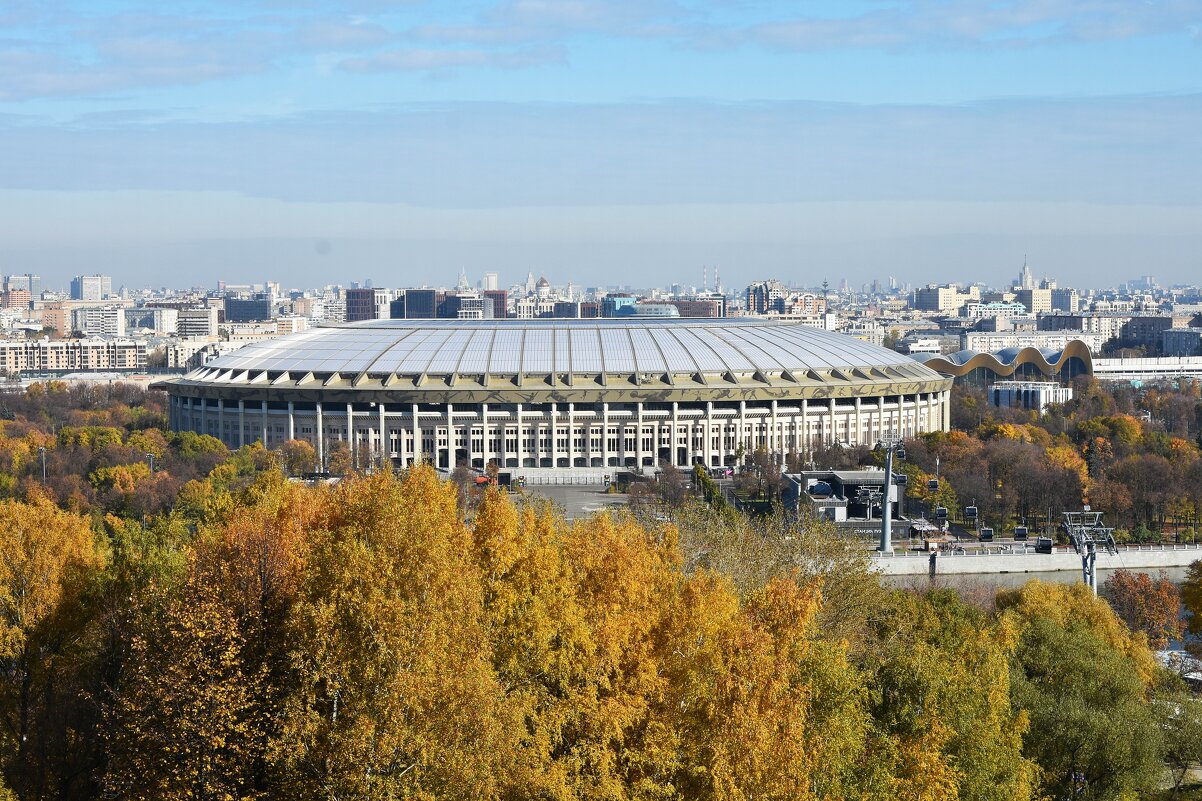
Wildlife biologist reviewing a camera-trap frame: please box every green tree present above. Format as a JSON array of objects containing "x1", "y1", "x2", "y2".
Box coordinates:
[
  {"x1": 863, "y1": 590, "x2": 1035, "y2": 801},
  {"x1": 999, "y1": 582, "x2": 1163, "y2": 801}
]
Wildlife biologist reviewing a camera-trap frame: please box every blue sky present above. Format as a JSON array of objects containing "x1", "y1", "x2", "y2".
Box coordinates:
[{"x1": 1, "y1": 0, "x2": 1200, "y2": 290}]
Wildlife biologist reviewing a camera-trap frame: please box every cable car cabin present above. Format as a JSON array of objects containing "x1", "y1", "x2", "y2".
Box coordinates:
[
  {"x1": 927, "y1": 478, "x2": 939, "y2": 491},
  {"x1": 893, "y1": 473, "x2": 908, "y2": 486},
  {"x1": 1013, "y1": 526, "x2": 1029, "y2": 541},
  {"x1": 1034, "y1": 537, "x2": 1054, "y2": 554},
  {"x1": 934, "y1": 506, "x2": 948, "y2": 520},
  {"x1": 964, "y1": 505, "x2": 978, "y2": 520},
  {"x1": 979, "y1": 527, "x2": 994, "y2": 542},
  {"x1": 895, "y1": 447, "x2": 906, "y2": 460}
]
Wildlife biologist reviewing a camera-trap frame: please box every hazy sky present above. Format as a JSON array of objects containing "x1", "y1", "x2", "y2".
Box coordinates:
[{"x1": 1, "y1": 0, "x2": 1200, "y2": 291}]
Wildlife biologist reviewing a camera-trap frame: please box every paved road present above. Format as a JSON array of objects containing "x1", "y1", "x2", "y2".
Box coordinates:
[{"x1": 525, "y1": 484, "x2": 629, "y2": 520}]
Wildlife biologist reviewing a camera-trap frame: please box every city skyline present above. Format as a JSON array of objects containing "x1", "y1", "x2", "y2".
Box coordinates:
[{"x1": 1, "y1": 1, "x2": 1200, "y2": 288}]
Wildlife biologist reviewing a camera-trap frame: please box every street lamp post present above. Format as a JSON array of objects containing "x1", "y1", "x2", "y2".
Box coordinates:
[{"x1": 146, "y1": 452, "x2": 155, "y2": 473}]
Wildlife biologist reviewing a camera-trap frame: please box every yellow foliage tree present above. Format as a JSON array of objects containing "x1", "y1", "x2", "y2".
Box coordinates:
[
  {"x1": 0, "y1": 495, "x2": 102, "y2": 796},
  {"x1": 279, "y1": 467, "x2": 509, "y2": 800}
]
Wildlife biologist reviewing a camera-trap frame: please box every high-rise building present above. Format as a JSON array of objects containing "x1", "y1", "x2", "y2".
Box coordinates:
[
  {"x1": 177, "y1": 307, "x2": 220, "y2": 338},
  {"x1": 70, "y1": 274, "x2": 112, "y2": 301},
  {"x1": 1050, "y1": 288, "x2": 1079, "y2": 313},
  {"x1": 1015, "y1": 288, "x2": 1053, "y2": 315},
  {"x1": 746, "y1": 280, "x2": 788, "y2": 314},
  {"x1": 401, "y1": 289, "x2": 439, "y2": 319},
  {"x1": 345, "y1": 288, "x2": 392, "y2": 322},
  {"x1": 482, "y1": 290, "x2": 508, "y2": 319},
  {"x1": 4, "y1": 274, "x2": 41, "y2": 298},
  {"x1": 913, "y1": 284, "x2": 980, "y2": 313},
  {"x1": 125, "y1": 307, "x2": 179, "y2": 335},
  {"x1": 223, "y1": 293, "x2": 273, "y2": 323},
  {"x1": 482, "y1": 272, "x2": 499, "y2": 291},
  {"x1": 71, "y1": 306, "x2": 126, "y2": 337}
]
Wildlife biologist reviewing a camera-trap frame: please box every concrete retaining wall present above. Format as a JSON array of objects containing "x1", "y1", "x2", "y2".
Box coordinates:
[{"x1": 872, "y1": 544, "x2": 1202, "y2": 576}]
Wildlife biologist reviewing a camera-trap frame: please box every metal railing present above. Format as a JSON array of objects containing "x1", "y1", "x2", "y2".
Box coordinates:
[{"x1": 872, "y1": 542, "x2": 1202, "y2": 559}]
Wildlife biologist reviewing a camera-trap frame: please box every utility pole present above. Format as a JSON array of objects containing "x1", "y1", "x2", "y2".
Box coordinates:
[{"x1": 38, "y1": 446, "x2": 46, "y2": 485}]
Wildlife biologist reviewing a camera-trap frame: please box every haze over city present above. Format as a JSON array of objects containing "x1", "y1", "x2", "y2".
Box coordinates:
[{"x1": 1, "y1": 0, "x2": 1201, "y2": 291}]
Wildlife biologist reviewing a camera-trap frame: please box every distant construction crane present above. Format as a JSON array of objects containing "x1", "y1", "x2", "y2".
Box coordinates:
[{"x1": 1061, "y1": 510, "x2": 1118, "y2": 594}]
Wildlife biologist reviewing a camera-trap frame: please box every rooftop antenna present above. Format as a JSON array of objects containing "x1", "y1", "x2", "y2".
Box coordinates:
[
  {"x1": 1061, "y1": 508, "x2": 1118, "y2": 594},
  {"x1": 703, "y1": 265, "x2": 708, "y2": 293}
]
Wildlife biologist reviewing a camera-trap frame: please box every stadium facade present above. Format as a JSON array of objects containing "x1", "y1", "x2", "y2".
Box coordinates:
[{"x1": 153, "y1": 319, "x2": 953, "y2": 478}]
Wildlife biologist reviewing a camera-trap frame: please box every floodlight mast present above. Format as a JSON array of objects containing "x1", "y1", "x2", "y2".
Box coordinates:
[
  {"x1": 877, "y1": 436, "x2": 904, "y2": 553},
  {"x1": 1061, "y1": 509, "x2": 1118, "y2": 594}
]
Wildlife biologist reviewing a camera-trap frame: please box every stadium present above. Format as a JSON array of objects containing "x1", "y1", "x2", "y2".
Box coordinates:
[{"x1": 154, "y1": 318, "x2": 953, "y2": 481}]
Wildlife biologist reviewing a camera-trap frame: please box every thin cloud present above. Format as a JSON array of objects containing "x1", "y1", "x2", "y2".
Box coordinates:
[
  {"x1": 725, "y1": 0, "x2": 1202, "y2": 52},
  {"x1": 338, "y1": 44, "x2": 566, "y2": 72},
  {"x1": 296, "y1": 20, "x2": 396, "y2": 48}
]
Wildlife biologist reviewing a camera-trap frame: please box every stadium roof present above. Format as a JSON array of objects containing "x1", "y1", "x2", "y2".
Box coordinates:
[
  {"x1": 160, "y1": 318, "x2": 948, "y2": 402},
  {"x1": 205, "y1": 318, "x2": 925, "y2": 377}
]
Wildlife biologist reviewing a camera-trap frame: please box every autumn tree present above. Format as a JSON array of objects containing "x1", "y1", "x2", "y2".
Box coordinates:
[
  {"x1": 0, "y1": 495, "x2": 103, "y2": 800},
  {"x1": 278, "y1": 467, "x2": 508, "y2": 800},
  {"x1": 863, "y1": 589, "x2": 1035, "y2": 801},
  {"x1": 104, "y1": 473, "x2": 316, "y2": 800},
  {"x1": 1182, "y1": 559, "x2": 1202, "y2": 658},
  {"x1": 998, "y1": 581, "x2": 1163, "y2": 801},
  {"x1": 277, "y1": 439, "x2": 317, "y2": 476},
  {"x1": 1101, "y1": 569, "x2": 1183, "y2": 649},
  {"x1": 325, "y1": 439, "x2": 353, "y2": 476}
]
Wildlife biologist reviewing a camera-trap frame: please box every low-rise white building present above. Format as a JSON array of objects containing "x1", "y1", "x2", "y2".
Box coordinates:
[
  {"x1": 963, "y1": 331, "x2": 1107, "y2": 353},
  {"x1": 990, "y1": 381, "x2": 1073, "y2": 412}
]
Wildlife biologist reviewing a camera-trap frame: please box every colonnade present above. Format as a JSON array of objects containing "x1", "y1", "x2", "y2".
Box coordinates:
[{"x1": 168, "y1": 391, "x2": 951, "y2": 473}]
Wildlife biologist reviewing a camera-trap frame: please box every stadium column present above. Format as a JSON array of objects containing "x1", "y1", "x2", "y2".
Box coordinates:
[
  {"x1": 854, "y1": 396, "x2": 862, "y2": 446},
  {"x1": 481, "y1": 403, "x2": 490, "y2": 471},
  {"x1": 739, "y1": 400, "x2": 747, "y2": 461},
  {"x1": 671, "y1": 401, "x2": 680, "y2": 467},
  {"x1": 877, "y1": 395, "x2": 886, "y2": 440},
  {"x1": 770, "y1": 399, "x2": 778, "y2": 456},
  {"x1": 516, "y1": 403, "x2": 524, "y2": 468},
  {"x1": 601, "y1": 402, "x2": 609, "y2": 467},
  {"x1": 237, "y1": 400, "x2": 245, "y2": 448},
  {"x1": 942, "y1": 390, "x2": 950, "y2": 430},
  {"x1": 217, "y1": 401, "x2": 226, "y2": 447},
  {"x1": 827, "y1": 398, "x2": 836, "y2": 446},
  {"x1": 261, "y1": 402, "x2": 268, "y2": 446},
  {"x1": 800, "y1": 398, "x2": 808, "y2": 454},
  {"x1": 411, "y1": 403, "x2": 420, "y2": 465},
  {"x1": 705, "y1": 401, "x2": 713, "y2": 467},
  {"x1": 316, "y1": 401, "x2": 324, "y2": 469},
  {"x1": 287, "y1": 401, "x2": 295, "y2": 441},
  {"x1": 550, "y1": 402, "x2": 558, "y2": 468},
  {"x1": 636, "y1": 404, "x2": 645, "y2": 470},
  {"x1": 567, "y1": 402, "x2": 574, "y2": 467},
  {"x1": 347, "y1": 403, "x2": 355, "y2": 466},
  {"x1": 446, "y1": 403, "x2": 455, "y2": 471},
  {"x1": 378, "y1": 402, "x2": 387, "y2": 464}
]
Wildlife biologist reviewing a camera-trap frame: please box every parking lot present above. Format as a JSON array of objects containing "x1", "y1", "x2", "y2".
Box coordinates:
[{"x1": 524, "y1": 484, "x2": 629, "y2": 520}]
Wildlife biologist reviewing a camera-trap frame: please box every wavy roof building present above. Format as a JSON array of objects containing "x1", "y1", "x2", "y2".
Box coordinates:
[
  {"x1": 912, "y1": 341, "x2": 1093, "y2": 383},
  {"x1": 154, "y1": 319, "x2": 953, "y2": 481}
]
